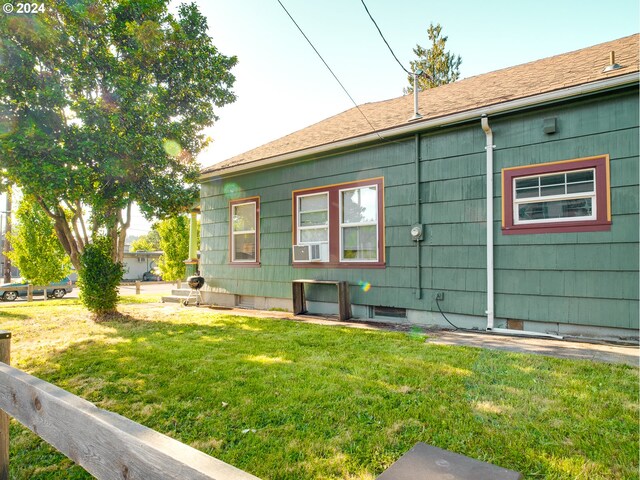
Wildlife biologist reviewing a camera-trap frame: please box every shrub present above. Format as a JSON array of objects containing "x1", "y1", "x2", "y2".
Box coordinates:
[
  {"x1": 156, "y1": 215, "x2": 190, "y2": 281},
  {"x1": 77, "y1": 237, "x2": 124, "y2": 317}
]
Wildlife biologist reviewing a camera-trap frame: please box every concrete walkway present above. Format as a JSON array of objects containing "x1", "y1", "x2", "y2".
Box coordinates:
[
  {"x1": 134, "y1": 303, "x2": 640, "y2": 367},
  {"x1": 202, "y1": 306, "x2": 639, "y2": 366},
  {"x1": 426, "y1": 330, "x2": 639, "y2": 367}
]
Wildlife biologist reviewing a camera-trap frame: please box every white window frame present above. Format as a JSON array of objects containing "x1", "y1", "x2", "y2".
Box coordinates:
[
  {"x1": 296, "y1": 192, "x2": 329, "y2": 262},
  {"x1": 339, "y1": 184, "x2": 379, "y2": 263},
  {"x1": 513, "y1": 168, "x2": 597, "y2": 225},
  {"x1": 231, "y1": 201, "x2": 257, "y2": 263}
]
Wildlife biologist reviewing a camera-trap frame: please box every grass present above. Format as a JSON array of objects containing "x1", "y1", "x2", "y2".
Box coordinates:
[{"x1": 0, "y1": 298, "x2": 638, "y2": 479}]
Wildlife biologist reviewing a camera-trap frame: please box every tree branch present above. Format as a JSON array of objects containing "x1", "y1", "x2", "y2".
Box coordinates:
[{"x1": 77, "y1": 200, "x2": 90, "y2": 246}]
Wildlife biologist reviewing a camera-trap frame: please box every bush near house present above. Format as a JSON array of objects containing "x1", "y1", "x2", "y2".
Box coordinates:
[{"x1": 77, "y1": 237, "x2": 124, "y2": 317}]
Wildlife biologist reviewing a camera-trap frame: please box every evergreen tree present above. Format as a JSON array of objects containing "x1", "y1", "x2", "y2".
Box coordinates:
[{"x1": 405, "y1": 23, "x2": 462, "y2": 93}]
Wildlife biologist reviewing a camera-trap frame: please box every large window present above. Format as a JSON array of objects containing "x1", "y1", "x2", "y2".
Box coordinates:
[
  {"x1": 502, "y1": 155, "x2": 611, "y2": 234},
  {"x1": 293, "y1": 178, "x2": 384, "y2": 267},
  {"x1": 230, "y1": 197, "x2": 259, "y2": 264},
  {"x1": 340, "y1": 185, "x2": 379, "y2": 261}
]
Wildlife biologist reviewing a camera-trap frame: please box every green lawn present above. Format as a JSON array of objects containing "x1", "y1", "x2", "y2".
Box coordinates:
[{"x1": 0, "y1": 298, "x2": 638, "y2": 479}]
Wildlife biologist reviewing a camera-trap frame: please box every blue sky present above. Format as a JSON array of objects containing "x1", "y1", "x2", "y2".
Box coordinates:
[
  {"x1": 3, "y1": 1, "x2": 638, "y2": 235},
  {"x1": 184, "y1": 0, "x2": 639, "y2": 168}
]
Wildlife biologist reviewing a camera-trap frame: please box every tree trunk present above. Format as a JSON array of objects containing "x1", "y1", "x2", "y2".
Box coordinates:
[
  {"x1": 52, "y1": 217, "x2": 81, "y2": 271},
  {"x1": 108, "y1": 224, "x2": 118, "y2": 263},
  {"x1": 34, "y1": 196, "x2": 133, "y2": 271},
  {"x1": 116, "y1": 202, "x2": 131, "y2": 264},
  {"x1": 36, "y1": 197, "x2": 82, "y2": 271}
]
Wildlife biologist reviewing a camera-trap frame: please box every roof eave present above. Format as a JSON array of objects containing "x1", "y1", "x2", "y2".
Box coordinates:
[{"x1": 201, "y1": 72, "x2": 639, "y2": 180}]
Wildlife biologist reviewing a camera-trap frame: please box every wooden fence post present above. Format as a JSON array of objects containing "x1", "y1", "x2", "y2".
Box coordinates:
[
  {"x1": 135, "y1": 281, "x2": 141, "y2": 295},
  {"x1": 42, "y1": 287, "x2": 47, "y2": 301},
  {"x1": 0, "y1": 331, "x2": 11, "y2": 480},
  {"x1": 27, "y1": 284, "x2": 32, "y2": 302}
]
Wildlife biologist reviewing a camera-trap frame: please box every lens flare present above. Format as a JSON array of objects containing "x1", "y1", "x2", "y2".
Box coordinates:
[
  {"x1": 163, "y1": 139, "x2": 182, "y2": 157},
  {"x1": 223, "y1": 182, "x2": 242, "y2": 200},
  {"x1": 408, "y1": 326, "x2": 424, "y2": 342},
  {"x1": 358, "y1": 280, "x2": 371, "y2": 292}
]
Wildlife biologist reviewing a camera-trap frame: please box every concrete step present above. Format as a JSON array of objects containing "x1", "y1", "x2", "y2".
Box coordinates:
[
  {"x1": 162, "y1": 293, "x2": 203, "y2": 305},
  {"x1": 162, "y1": 295, "x2": 186, "y2": 304}
]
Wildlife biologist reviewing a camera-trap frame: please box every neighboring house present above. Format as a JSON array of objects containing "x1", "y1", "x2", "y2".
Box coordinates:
[
  {"x1": 122, "y1": 250, "x2": 162, "y2": 281},
  {"x1": 199, "y1": 35, "x2": 639, "y2": 340}
]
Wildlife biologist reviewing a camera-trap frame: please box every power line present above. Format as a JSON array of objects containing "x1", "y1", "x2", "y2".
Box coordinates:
[
  {"x1": 360, "y1": 0, "x2": 412, "y2": 76},
  {"x1": 276, "y1": 0, "x2": 384, "y2": 141}
]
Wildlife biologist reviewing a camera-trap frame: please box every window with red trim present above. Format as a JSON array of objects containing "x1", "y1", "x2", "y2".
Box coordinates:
[
  {"x1": 229, "y1": 197, "x2": 260, "y2": 264},
  {"x1": 292, "y1": 178, "x2": 385, "y2": 268},
  {"x1": 502, "y1": 155, "x2": 611, "y2": 234}
]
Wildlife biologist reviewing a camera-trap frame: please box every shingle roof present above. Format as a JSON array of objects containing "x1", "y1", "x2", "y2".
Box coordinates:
[{"x1": 202, "y1": 34, "x2": 639, "y2": 176}]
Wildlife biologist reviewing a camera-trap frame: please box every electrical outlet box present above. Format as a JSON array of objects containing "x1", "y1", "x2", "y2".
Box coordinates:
[
  {"x1": 435, "y1": 292, "x2": 444, "y2": 301},
  {"x1": 410, "y1": 224, "x2": 424, "y2": 241}
]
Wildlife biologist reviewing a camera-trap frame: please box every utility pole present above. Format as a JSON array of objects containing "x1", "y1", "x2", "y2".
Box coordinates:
[{"x1": 2, "y1": 188, "x2": 11, "y2": 283}]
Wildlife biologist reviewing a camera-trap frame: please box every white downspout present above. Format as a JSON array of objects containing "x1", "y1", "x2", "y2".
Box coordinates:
[
  {"x1": 480, "y1": 115, "x2": 563, "y2": 340},
  {"x1": 481, "y1": 115, "x2": 495, "y2": 331}
]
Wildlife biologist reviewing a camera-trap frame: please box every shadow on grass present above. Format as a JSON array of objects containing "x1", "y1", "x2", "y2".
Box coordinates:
[
  {"x1": 0, "y1": 309, "x2": 30, "y2": 320},
  {"x1": 10, "y1": 309, "x2": 640, "y2": 480}
]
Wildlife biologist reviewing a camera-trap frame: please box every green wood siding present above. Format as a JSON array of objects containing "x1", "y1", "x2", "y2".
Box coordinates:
[{"x1": 200, "y1": 88, "x2": 639, "y2": 331}]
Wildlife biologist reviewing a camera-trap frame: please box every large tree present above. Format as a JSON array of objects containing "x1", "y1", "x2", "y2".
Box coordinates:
[
  {"x1": 0, "y1": 1, "x2": 236, "y2": 271},
  {"x1": 405, "y1": 23, "x2": 462, "y2": 93}
]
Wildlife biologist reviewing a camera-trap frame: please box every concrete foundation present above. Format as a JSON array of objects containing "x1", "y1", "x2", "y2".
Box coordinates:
[{"x1": 198, "y1": 290, "x2": 638, "y2": 343}]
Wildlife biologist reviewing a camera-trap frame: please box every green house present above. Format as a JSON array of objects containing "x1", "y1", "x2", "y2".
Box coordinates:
[{"x1": 199, "y1": 35, "x2": 639, "y2": 340}]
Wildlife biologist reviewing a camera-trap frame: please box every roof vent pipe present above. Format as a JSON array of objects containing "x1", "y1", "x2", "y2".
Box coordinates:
[
  {"x1": 603, "y1": 51, "x2": 622, "y2": 72},
  {"x1": 409, "y1": 70, "x2": 423, "y2": 121}
]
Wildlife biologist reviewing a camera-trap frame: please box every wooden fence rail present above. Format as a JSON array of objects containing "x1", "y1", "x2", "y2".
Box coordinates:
[{"x1": 0, "y1": 333, "x2": 260, "y2": 480}]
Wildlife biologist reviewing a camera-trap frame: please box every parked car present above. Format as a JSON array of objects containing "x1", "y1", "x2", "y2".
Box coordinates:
[
  {"x1": 0, "y1": 278, "x2": 73, "y2": 301},
  {"x1": 142, "y1": 271, "x2": 162, "y2": 281}
]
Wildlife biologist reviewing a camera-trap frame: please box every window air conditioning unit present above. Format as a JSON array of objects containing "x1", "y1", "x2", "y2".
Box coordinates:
[{"x1": 293, "y1": 243, "x2": 322, "y2": 262}]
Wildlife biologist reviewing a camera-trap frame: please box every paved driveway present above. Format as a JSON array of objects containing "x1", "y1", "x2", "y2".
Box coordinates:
[
  {"x1": 118, "y1": 282, "x2": 174, "y2": 296},
  {"x1": 0, "y1": 282, "x2": 175, "y2": 302}
]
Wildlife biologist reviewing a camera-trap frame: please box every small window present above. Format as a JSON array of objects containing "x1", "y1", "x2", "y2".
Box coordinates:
[
  {"x1": 296, "y1": 192, "x2": 329, "y2": 261},
  {"x1": 514, "y1": 169, "x2": 596, "y2": 224},
  {"x1": 502, "y1": 156, "x2": 610, "y2": 234},
  {"x1": 230, "y1": 197, "x2": 259, "y2": 264}
]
